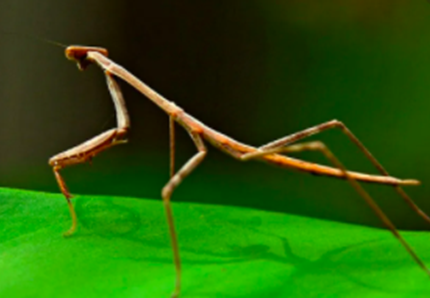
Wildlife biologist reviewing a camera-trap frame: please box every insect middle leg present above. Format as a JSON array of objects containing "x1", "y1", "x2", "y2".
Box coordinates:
[
  {"x1": 162, "y1": 131, "x2": 207, "y2": 298},
  {"x1": 242, "y1": 140, "x2": 430, "y2": 276},
  {"x1": 241, "y1": 119, "x2": 430, "y2": 224}
]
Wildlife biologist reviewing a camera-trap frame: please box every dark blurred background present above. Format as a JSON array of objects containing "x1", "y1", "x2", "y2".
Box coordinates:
[{"x1": 1, "y1": 0, "x2": 430, "y2": 229}]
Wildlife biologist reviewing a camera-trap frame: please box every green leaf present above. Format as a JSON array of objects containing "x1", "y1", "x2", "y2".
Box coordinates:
[{"x1": 1, "y1": 188, "x2": 429, "y2": 297}]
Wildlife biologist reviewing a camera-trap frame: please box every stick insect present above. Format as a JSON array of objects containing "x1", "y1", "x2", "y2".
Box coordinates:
[{"x1": 49, "y1": 45, "x2": 430, "y2": 298}]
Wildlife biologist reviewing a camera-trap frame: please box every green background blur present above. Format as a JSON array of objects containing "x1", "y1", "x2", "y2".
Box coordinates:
[{"x1": 1, "y1": 0, "x2": 430, "y2": 229}]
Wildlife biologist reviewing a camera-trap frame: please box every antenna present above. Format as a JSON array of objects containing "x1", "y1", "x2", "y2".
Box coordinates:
[{"x1": 0, "y1": 30, "x2": 67, "y2": 48}]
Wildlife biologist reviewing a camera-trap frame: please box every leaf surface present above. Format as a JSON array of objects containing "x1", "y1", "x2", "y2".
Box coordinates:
[{"x1": 1, "y1": 188, "x2": 429, "y2": 297}]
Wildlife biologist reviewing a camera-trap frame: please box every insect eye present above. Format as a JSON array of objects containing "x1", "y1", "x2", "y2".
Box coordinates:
[{"x1": 65, "y1": 46, "x2": 87, "y2": 61}]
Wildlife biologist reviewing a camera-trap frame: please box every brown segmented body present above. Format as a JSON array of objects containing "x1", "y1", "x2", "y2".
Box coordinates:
[{"x1": 48, "y1": 45, "x2": 430, "y2": 298}]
